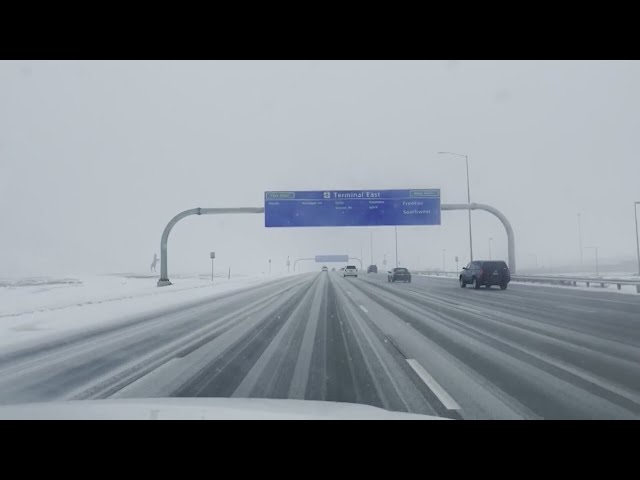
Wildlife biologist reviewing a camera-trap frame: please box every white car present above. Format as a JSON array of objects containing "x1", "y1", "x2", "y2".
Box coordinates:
[{"x1": 343, "y1": 265, "x2": 358, "y2": 277}]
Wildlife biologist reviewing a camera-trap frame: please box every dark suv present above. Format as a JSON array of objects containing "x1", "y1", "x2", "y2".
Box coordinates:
[
  {"x1": 367, "y1": 265, "x2": 378, "y2": 274},
  {"x1": 460, "y1": 260, "x2": 510, "y2": 290},
  {"x1": 388, "y1": 267, "x2": 411, "y2": 283}
]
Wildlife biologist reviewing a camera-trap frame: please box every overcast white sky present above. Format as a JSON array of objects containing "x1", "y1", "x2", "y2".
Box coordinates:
[{"x1": 1, "y1": 60, "x2": 639, "y2": 277}]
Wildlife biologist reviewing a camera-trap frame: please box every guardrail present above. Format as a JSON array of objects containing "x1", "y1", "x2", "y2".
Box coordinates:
[
  {"x1": 414, "y1": 271, "x2": 459, "y2": 278},
  {"x1": 414, "y1": 271, "x2": 640, "y2": 293},
  {"x1": 511, "y1": 275, "x2": 640, "y2": 293}
]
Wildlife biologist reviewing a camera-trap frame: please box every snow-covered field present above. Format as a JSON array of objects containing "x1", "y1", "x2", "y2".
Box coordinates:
[{"x1": 0, "y1": 273, "x2": 296, "y2": 350}]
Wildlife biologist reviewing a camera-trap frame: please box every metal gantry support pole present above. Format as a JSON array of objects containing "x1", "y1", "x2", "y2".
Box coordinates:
[
  {"x1": 293, "y1": 258, "x2": 315, "y2": 272},
  {"x1": 157, "y1": 207, "x2": 264, "y2": 287},
  {"x1": 349, "y1": 257, "x2": 363, "y2": 270},
  {"x1": 441, "y1": 203, "x2": 516, "y2": 274}
]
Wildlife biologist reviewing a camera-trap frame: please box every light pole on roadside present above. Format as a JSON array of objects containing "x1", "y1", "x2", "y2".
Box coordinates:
[
  {"x1": 269, "y1": 259, "x2": 272, "y2": 275},
  {"x1": 634, "y1": 201, "x2": 640, "y2": 276},
  {"x1": 286, "y1": 256, "x2": 290, "y2": 273},
  {"x1": 578, "y1": 213, "x2": 584, "y2": 267},
  {"x1": 210, "y1": 251, "x2": 215, "y2": 281},
  {"x1": 584, "y1": 246, "x2": 599, "y2": 277},
  {"x1": 488, "y1": 237, "x2": 493, "y2": 260},
  {"x1": 370, "y1": 231, "x2": 374, "y2": 266},
  {"x1": 395, "y1": 226, "x2": 399, "y2": 267},
  {"x1": 455, "y1": 256, "x2": 459, "y2": 272},
  {"x1": 442, "y1": 249, "x2": 446, "y2": 272},
  {"x1": 438, "y1": 151, "x2": 473, "y2": 262}
]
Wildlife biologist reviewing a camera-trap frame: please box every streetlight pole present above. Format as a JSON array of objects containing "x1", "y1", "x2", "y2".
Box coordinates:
[
  {"x1": 370, "y1": 231, "x2": 374, "y2": 266},
  {"x1": 442, "y1": 249, "x2": 446, "y2": 272},
  {"x1": 578, "y1": 213, "x2": 583, "y2": 267},
  {"x1": 438, "y1": 152, "x2": 473, "y2": 261},
  {"x1": 634, "y1": 202, "x2": 640, "y2": 276},
  {"x1": 210, "y1": 251, "x2": 215, "y2": 281},
  {"x1": 269, "y1": 259, "x2": 272, "y2": 275},
  {"x1": 395, "y1": 226, "x2": 399, "y2": 267},
  {"x1": 488, "y1": 237, "x2": 493, "y2": 260},
  {"x1": 529, "y1": 253, "x2": 538, "y2": 270},
  {"x1": 585, "y1": 247, "x2": 599, "y2": 277}
]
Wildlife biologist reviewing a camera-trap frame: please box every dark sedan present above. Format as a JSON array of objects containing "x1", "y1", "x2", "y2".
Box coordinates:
[{"x1": 388, "y1": 267, "x2": 411, "y2": 283}]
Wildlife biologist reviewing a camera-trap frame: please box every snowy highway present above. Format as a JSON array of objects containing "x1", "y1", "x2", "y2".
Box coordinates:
[{"x1": 0, "y1": 272, "x2": 639, "y2": 419}]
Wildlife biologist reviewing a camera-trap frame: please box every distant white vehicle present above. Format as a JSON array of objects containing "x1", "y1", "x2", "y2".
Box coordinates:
[{"x1": 343, "y1": 265, "x2": 358, "y2": 278}]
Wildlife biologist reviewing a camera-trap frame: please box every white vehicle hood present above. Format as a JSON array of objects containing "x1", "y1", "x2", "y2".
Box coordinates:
[{"x1": 0, "y1": 398, "x2": 446, "y2": 420}]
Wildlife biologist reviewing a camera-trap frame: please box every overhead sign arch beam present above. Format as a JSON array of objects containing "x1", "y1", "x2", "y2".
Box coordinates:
[{"x1": 157, "y1": 203, "x2": 515, "y2": 286}]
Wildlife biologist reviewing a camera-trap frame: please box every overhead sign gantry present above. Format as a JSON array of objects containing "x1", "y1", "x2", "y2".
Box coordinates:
[
  {"x1": 157, "y1": 190, "x2": 515, "y2": 286},
  {"x1": 264, "y1": 189, "x2": 441, "y2": 227}
]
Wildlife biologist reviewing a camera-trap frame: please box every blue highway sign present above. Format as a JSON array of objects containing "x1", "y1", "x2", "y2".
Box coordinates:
[
  {"x1": 265, "y1": 189, "x2": 441, "y2": 227},
  {"x1": 315, "y1": 255, "x2": 349, "y2": 263}
]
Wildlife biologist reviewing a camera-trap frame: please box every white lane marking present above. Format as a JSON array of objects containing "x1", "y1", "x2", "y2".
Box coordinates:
[
  {"x1": 359, "y1": 305, "x2": 368, "y2": 313},
  {"x1": 347, "y1": 291, "x2": 352, "y2": 295},
  {"x1": 406, "y1": 359, "x2": 461, "y2": 410}
]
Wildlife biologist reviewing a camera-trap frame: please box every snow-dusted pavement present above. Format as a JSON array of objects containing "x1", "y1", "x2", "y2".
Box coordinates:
[
  {"x1": 0, "y1": 272, "x2": 639, "y2": 419},
  {"x1": 0, "y1": 273, "x2": 292, "y2": 349}
]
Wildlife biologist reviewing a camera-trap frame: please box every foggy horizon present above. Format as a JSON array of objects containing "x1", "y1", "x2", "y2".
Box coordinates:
[{"x1": 2, "y1": 60, "x2": 639, "y2": 278}]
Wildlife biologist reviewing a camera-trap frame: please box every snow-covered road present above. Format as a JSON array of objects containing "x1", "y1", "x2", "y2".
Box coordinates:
[{"x1": 0, "y1": 272, "x2": 639, "y2": 419}]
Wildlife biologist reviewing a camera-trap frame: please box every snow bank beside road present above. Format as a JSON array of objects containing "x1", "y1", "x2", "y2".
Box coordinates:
[
  {"x1": 416, "y1": 273, "x2": 640, "y2": 295},
  {"x1": 0, "y1": 273, "x2": 297, "y2": 350}
]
